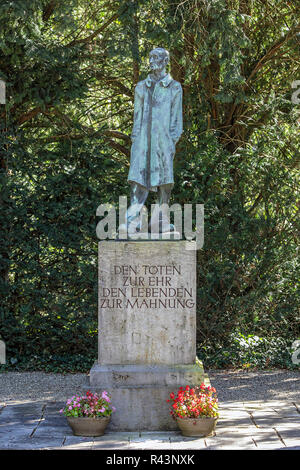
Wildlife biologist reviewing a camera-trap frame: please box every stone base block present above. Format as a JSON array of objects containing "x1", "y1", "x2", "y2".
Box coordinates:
[
  {"x1": 88, "y1": 359, "x2": 209, "y2": 431},
  {"x1": 97, "y1": 240, "x2": 197, "y2": 365},
  {"x1": 126, "y1": 232, "x2": 182, "y2": 240}
]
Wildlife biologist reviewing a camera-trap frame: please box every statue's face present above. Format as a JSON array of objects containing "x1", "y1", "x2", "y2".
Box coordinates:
[{"x1": 149, "y1": 49, "x2": 168, "y2": 72}]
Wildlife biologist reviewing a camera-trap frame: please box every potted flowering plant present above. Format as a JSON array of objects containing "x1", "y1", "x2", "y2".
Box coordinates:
[
  {"x1": 60, "y1": 390, "x2": 115, "y2": 436},
  {"x1": 167, "y1": 383, "x2": 218, "y2": 437}
]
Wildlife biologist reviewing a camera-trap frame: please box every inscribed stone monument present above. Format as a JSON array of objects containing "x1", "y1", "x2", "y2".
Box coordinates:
[
  {"x1": 89, "y1": 241, "x2": 208, "y2": 430},
  {"x1": 89, "y1": 48, "x2": 209, "y2": 430}
]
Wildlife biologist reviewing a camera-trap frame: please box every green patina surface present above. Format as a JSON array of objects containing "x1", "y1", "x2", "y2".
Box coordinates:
[{"x1": 128, "y1": 73, "x2": 183, "y2": 190}]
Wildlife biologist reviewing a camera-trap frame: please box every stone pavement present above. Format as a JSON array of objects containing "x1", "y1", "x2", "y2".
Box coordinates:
[{"x1": 0, "y1": 400, "x2": 299, "y2": 450}]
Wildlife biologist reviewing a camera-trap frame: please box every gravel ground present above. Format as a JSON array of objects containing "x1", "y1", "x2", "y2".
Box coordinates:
[
  {"x1": 208, "y1": 369, "x2": 300, "y2": 402},
  {"x1": 0, "y1": 369, "x2": 299, "y2": 403}
]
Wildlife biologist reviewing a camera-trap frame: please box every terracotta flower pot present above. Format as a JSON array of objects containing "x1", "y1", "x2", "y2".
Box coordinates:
[
  {"x1": 66, "y1": 416, "x2": 111, "y2": 437},
  {"x1": 176, "y1": 416, "x2": 218, "y2": 437}
]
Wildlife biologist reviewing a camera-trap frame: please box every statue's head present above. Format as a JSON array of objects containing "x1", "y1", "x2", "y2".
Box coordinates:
[{"x1": 149, "y1": 47, "x2": 169, "y2": 72}]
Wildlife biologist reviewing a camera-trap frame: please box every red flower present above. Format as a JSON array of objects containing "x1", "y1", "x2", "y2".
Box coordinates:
[{"x1": 167, "y1": 384, "x2": 218, "y2": 420}]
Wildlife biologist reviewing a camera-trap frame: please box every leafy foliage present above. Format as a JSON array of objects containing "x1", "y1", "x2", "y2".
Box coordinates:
[
  {"x1": 198, "y1": 333, "x2": 299, "y2": 370},
  {"x1": 0, "y1": 0, "x2": 299, "y2": 371}
]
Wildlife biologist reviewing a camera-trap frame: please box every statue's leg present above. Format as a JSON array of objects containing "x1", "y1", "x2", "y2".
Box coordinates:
[
  {"x1": 125, "y1": 183, "x2": 149, "y2": 233},
  {"x1": 157, "y1": 183, "x2": 172, "y2": 205},
  {"x1": 150, "y1": 184, "x2": 175, "y2": 233}
]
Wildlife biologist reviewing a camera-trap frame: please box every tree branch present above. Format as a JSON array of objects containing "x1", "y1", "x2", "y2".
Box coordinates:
[
  {"x1": 18, "y1": 107, "x2": 43, "y2": 125},
  {"x1": 93, "y1": 72, "x2": 133, "y2": 98},
  {"x1": 67, "y1": 12, "x2": 119, "y2": 47},
  {"x1": 50, "y1": 108, "x2": 131, "y2": 144},
  {"x1": 42, "y1": 1, "x2": 57, "y2": 22},
  {"x1": 42, "y1": 132, "x2": 130, "y2": 159},
  {"x1": 102, "y1": 129, "x2": 130, "y2": 143},
  {"x1": 245, "y1": 23, "x2": 300, "y2": 85}
]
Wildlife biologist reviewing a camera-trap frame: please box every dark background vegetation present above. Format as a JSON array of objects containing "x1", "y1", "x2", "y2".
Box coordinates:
[{"x1": 0, "y1": 0, "x2": 299, "y2": 372}]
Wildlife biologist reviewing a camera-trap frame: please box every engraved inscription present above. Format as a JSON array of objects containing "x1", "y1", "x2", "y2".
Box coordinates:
[{"x1": 99, "y1": 264, "x2": 195, "y2": 309}]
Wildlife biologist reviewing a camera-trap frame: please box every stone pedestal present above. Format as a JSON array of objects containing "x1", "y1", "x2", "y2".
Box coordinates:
[{"x1": 89, "y1": 240, "x2": 208, "y2": 430}]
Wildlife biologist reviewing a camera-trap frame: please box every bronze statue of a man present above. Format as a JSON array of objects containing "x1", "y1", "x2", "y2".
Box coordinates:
[{"x1": 122, "y1": 47, "x2": 183, "y2": 234}]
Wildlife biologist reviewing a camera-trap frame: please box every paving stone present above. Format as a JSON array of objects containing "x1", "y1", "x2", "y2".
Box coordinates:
[
  {"x1": 128, "y1": 441, "x2": 173, "y2": 450},
  {"x1": 250, "y1": 416, "x2": 300, "y2": 429},
  {"x1": 169, "y1": 441, "x2": 206, "y2": 450},
  {"x1": 217, "y1": 418, "x2": 252, "y2": 428},
  {"x1": 274, "y1": 427, "x2": 300, "y2": 448},
  {"x1": 251, "y1": 429, "x2": 286, "y2": 449},
  {"x1": 251, "y1": 409, "x2": 295, "y2": 417},
  {"x1": 62, "y1": 445, "x2": 92, "y2": 450},
  {"x1": 219, "y1": 400, "x2": 244, "y2": 407},
  {"x1": 169, "y1": 432, "x2": 203, "y2": 442},
  {"x1": 218, "y1": 410, "x2": 244, "y2": 416},
  {"x1": 204, "y1": 434, "x2": 257, "y2": 450},
  {"x1": 215, "y1": 427, "x2": 258, "y2": 438},
  {"x1": 243, "y1": 401, "x2": 280, "y2": 411},
  {"x1": 0, "y1": 401, "x2": 44, "y2": 431},
  {"x1": 1, "y1": 437, "x2": 65, "y2": 450},
  {"x1": 219, "y1": 409, "x2": 250, "y2": 417},
  {"x1": 163, "y1": 432, "x2": 207, "y2": 449},
  {"x1": 92, "y1": 437, "x2": 131, "y2": 450},
  {"x1": 107, "y1": 431, "x2": 139, "y2": 441},
  {"x1": 124, "y1": 432, "x2": 173, "y2": 450},
  {"x1": 168, "y1": 435, "x2": 207, "y2": 447},
  {"x1": 280, "y1": 446, "x2": 300, "y2": 450},
  {"x1": 270, "y1": 406, "x2": 300, "y2": 417},
  {"x1": 62, "y1": 436, "x2": 94, "y2": 450},
  {"x1": 0, "y1": 399, "x2": 299, "y2": 450},
  {"x1": 275, "y1": 421, "x2": 300, "y2": 432},
  {"x1": 130, "y1": 431, "x2": 173, "y2": 442}
]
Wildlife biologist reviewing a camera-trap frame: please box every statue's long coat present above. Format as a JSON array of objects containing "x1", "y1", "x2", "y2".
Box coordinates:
[{"x1": 128, "y1": 73, "x2": 183, "y2": 191}]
